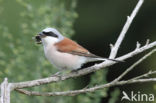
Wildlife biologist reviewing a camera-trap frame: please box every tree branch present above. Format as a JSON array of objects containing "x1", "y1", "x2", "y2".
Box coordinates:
[
  {"x1": 15, "y1": 78, "x2": 156, "y2": 96},
  {"x1": 113, "y1": 48, "x2": 156, "y2": 82},
  {"x1": 15, "y1": 48, "x2": 156, "y2": 97},
  {"x1": 10, "y1": 41, "x2": 156, "y2": 90},
  {"x1": 109, "y1": 0, "x2": 144, "y2": 59},
  {"x1": 130, "y1": 70, "x2": 156, "y2": 80},
  {"x1": 0, "y1": 78, "x2": 11, "y2": 103},
  {"x1": 117, "y1": 41, "x2": 156, "y2": 60}
]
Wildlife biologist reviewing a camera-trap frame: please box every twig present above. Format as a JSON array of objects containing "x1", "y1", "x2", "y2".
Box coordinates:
[
  {"x1": 145, "y1": 39, "x2": 150, "y2": 45},
  {"x1": 109, "y1": 0, "x2": 144, "y2": 59},
  {"x1": 117, "y1": 41, "x2": 156, "y2": 60},
  {"x1": 15, "y1": 78, "x2": 156, "y2": 96},
  {"x1": 130, "y1": 70, "x2": 156, "y2": 80},
  {"x1": 136, "y1": 41, "x2": 141, "y2": 50},
  {"x1": 113, "y1": 48, "x2": 156, "y2": 82}
]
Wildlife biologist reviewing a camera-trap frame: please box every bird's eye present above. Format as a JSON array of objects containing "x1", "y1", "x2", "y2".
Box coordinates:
[{"x1": 42, "y1": 31, "x2": 58, "y2": 38}]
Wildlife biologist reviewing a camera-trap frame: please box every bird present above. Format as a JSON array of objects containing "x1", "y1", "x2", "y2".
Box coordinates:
[{"x1": 35, "y1": 27, "x2": 120, "y2": 71}]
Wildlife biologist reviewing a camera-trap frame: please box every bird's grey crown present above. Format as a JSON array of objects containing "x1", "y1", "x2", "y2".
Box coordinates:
[{"x1": 42, "y1": 27, "x2": 64, "y2": 41}]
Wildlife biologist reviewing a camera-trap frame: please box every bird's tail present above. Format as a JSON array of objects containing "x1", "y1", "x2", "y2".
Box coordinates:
[
  {"x1": 87, "y1": 54, "x2": 123, "y2": 62},
  {"x1": 95, "y1": 57, "x2": 123, "y2": 62}
]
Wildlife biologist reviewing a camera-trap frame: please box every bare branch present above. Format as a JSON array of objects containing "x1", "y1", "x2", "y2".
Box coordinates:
[
  {"x1": 15, "y1": 48, "x2": 156, "y2": 97},
  {"x1": 0, "y1": 78, "x2": 11, "y2": 103},
  {"x1": 15, "y1": 78, "x2": 156, "y2": 96},
  {"x1": 136, "y1": 41, "x2": 141, "y2": 50},
  {"x1": 109, "y1": 0, "x2": 144, "y2": 59},
  {"x1": 113, "y1": 48, "x2": 156, "y2": 82},
  {"x1": 130, "y1": 70, "x2": 156, "y2": 80},
  {"x1": 117, "y1": 41, "x2": 156, "y2": 60},
  {"x1": 10, "y1": 41, "x2": 156, "y2": 90},
  {"x1": 145, "y1": 39, "x2": 150, "y2": 45},
  {"x1": 109, "y1": 44, "x2": 114, "y2": 50}
]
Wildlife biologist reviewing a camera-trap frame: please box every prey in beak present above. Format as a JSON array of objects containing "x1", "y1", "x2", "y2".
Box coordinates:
[
  {"x1": 34, "y1": 32, "x2": 47, "y2": 44},
  {"x1": 35, "y1": 35, "x2": 42, "y2": 44}
]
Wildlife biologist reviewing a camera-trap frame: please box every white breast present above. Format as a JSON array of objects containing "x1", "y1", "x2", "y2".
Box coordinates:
[
  {"x1": 44, "y1": 45, "x2": 86, "y2": 70},
  {"x1": 41, "y1": 37, "x2": 87, "y2": 70}
]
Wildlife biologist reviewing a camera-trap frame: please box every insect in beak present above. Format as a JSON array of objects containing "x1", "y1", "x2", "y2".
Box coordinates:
[{"x1": 34, "y1": 35, "x2": 42, "y2": 44}]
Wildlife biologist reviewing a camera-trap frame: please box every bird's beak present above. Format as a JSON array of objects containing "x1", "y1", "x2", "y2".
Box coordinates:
[
  {"x1": 35, "y1": 35, "x2": 42, "y2": 44},
  {"x1": 38, "y1": 32, "x2": 46, "y2": 38}
]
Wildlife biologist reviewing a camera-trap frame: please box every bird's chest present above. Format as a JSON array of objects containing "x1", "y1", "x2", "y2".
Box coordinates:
[{"x1": 44, "y1": 45, "x2": 86, "y2": 70}]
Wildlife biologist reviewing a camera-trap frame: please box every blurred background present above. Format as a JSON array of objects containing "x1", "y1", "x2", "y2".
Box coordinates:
[{"x1": 0, "y1": 0, "x2": 156, "y2": 103}]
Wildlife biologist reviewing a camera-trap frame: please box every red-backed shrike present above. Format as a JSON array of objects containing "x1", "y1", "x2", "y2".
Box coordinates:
[{"x1": 36, "y1": 27, "x2": 119, "y2": 71}]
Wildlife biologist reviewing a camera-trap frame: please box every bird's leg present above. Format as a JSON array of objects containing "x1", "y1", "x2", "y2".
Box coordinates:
[{"x1": 50, "y1": 69, "x2": 70, "y2": 77}]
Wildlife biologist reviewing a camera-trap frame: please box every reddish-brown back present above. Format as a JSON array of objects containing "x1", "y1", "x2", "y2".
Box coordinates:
[{"x1": 54, "y1": 37, "x2": 89, "y2": 53}]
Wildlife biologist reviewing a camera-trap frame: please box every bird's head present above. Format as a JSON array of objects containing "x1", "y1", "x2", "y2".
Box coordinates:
[{"x1": 37, "y1": 27, "x2": 64, "y2": 46}]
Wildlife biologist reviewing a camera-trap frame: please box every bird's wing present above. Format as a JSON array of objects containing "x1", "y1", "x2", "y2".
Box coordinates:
[
  {"x1": 68, "y1": 51, "x2": 100, "y2": 58},
  {"x1": 54, "y1": 37, "x2": 96, "y2": 57},
  {"x1": 55, "y1": 37, "x2": 121, "y2": 62}
]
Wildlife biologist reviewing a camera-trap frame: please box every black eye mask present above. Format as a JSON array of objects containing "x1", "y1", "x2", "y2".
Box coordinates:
[{"x1": 42, "y1": 31, "x2": 58, "y2": 38}]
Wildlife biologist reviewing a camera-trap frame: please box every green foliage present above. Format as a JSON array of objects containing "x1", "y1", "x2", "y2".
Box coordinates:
[
  {"x1": 0, "y1": 0, "x2": 120, "y2": 103},
  {"x1": 76, "y1": 70, "x2": 108, "y2": 103},
  {"x1": 108, "y1": 88, "x2": 120, "y2": 103},
  {"x1": 0, "y1": 0, "x2": 77, "y2": 103}
]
